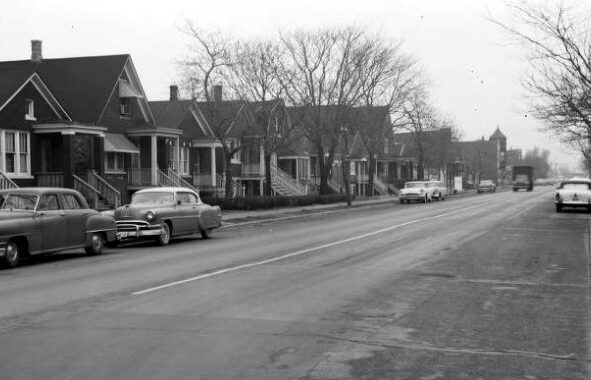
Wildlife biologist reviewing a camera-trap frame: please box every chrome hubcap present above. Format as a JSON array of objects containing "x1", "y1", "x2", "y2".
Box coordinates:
[
  {"x1": 6, "y1": 244, "x2": 16, "y2": 262},
  {"x1": 91, "y1": 235, "x2": 102, "y2": 250}
]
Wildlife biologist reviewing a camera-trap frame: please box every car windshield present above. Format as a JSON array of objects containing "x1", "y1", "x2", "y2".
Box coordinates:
[
  {"x1": 480, "y1": 180, "x2": 493, "y2": 185},
  {"x1": 405, "y1": 182, "x2": 425, "y2": 189},
  {"x1": 131, "y1": 192, "x2": 174, "y2": 204},
  {"x1": 561, "y1": 183, "x2": 591, "y2": 190},
  {"x1": 1, "y1": 194, "x2": 38, "y2": 210}
]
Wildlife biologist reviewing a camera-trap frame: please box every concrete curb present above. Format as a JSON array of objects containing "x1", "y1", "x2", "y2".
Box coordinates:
[{"x1": 221, "y1": 189, "x2": 487, "y2": 224}]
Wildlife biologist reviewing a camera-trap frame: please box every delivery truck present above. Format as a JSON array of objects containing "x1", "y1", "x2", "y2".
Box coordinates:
[{"x1": 512, "y1": 165, "x2": 534, "y2": 191}]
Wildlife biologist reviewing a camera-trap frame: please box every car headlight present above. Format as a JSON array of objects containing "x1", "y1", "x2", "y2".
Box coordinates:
[
  {"x1": 555, "y1": 193, "x2": 561, "y2": 201},
  {"x1": 145, "y1": 211, "x2": 155, "y2": 221}
]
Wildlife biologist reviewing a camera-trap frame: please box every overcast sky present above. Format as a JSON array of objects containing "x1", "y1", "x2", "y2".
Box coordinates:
[{"x1": 0, "y1": 0, "x2": 585, "y2": 169}]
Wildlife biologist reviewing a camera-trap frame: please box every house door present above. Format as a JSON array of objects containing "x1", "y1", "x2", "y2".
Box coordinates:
[{"x1": 73, "y1": 135, "x2": 94, "y2": 173}]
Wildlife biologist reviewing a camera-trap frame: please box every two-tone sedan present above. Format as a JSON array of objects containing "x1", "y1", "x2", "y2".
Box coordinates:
[
  {"x1": 113, "y1": 187, "x2": 222, "y2": 245},
  {"x1": 0, "y1": 187, "x2": 117, "y2": 267},
  {"x1": 398, "y1": 181, "x2": 434, "y2": 204},
  {"x1": 554, "y1": 178, "x2": 591, "y2": 212}
]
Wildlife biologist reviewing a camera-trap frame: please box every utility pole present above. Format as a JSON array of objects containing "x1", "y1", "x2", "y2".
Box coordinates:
[{"x1": 340, "y1": 126, "x2": 352, "y2": 207}]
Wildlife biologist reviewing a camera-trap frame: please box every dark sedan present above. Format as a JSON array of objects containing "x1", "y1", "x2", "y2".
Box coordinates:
[
  {"x1": 0, "y1": 187, "x2": 117, "y2": 267},
  {"x1": 476, "y1": 180, "x2": 497, "y2": 193}
]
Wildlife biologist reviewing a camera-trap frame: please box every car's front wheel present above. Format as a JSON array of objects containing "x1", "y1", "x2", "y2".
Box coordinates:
[
  {"x1": 156, "y1": 223, "x2": 171, "y2": 246},
  {"x1": 4, "y1": 240, "x2": 20, "y2": 268},
  {"x1": 85, "y1": 233, "x2": 104, "y2": 255},
  {"x1": 200, "y1": 227, "x2": 213, "y2": 239}
]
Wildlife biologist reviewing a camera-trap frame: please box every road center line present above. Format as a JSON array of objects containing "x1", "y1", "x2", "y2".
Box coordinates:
[{"x1": 133, "y1": 203, "x2": 483, "y2": 296}]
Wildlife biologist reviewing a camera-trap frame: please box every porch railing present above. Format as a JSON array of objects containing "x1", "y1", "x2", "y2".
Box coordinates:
[
  {"x1": 241, "y1": 162, "x2": 264, "y2": 176},
  {"x1": 0, "y1": 171, "x2": 18, "y2": 190},
  {"x1": 192, "y1": 172, "x2": 225, "y2": 189},
  {"x1": 128, "y1": 169, "x2": 152, "y2": 187},
  {"x1": 373, "y1": 175, "x2": 388, "y2": 195},
  {"x1": 167, "y1": 169, "x2": 199, "y2": 192},
  {"x1": 37, "y1": 172, "x2": 64, "y2": 187},
  {"x1": 270, "y1": 163, "x2": 307, "y2": 196},
  {"x1": 157, "y1": 169, "x2": 178, "y2": 187},
  {"x1": 88, "y1": 171, "x2": 121, "y2": 208},
  {"x1": 73, "y1": 174, "x2": 101, "y2": 209}
]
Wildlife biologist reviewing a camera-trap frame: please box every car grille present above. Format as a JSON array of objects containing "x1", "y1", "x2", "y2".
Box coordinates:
[{"x1": 116, "y1": 220, "x2": 156, "y2": 232}]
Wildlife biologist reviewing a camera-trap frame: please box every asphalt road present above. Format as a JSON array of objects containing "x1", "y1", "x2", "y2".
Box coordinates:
[{"x1": 0, "y1": 187, "x2": 588, "y2": 379}]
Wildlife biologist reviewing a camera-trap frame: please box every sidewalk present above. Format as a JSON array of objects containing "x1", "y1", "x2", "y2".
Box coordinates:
[
  {"x1": 222, "y1": 195, "x2": 396, "y2": 223},
  {"x1": 221, "y1": 189, "x2": 480, "y2": 223}
]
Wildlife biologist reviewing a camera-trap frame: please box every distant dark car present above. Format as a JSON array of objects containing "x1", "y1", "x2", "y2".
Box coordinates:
[
  {"x1": 476, "y1": 180, "x2": 497, "y2": 193},
  {"x1": 112, "y1": 187, "x2": 222, "y2": 245},
  {"x1": 0, "y1": 187, "x2": 117, "y2": 267}
]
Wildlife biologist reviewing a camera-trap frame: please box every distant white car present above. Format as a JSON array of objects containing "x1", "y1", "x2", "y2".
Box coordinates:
[
  {"x1": 399, "y1": 181, "x2": 435, "y2": 204},
  {"x1": 554, "y1": 178, "x2": 591, "y2": 212},
  {"x1": 427, "y1": 180, "x2": 447, "y2": 201}
]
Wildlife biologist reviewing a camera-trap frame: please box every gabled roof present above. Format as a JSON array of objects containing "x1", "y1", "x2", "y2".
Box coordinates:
[
  {"x1": 0, "y1": 70, "x2": 70, "y2": 120},
  {"x1": 0, "y1": 70, "x2": 34, "y2": 109},
  {"x1": 149, "y1": 99, "x2": 194, "y2": 129},
  {"x1": 194, "y1": 100, "x2": 255, "y2": 138},
  {"x1": 0, "y1": 54, "x2": 129, "y2": 123}
]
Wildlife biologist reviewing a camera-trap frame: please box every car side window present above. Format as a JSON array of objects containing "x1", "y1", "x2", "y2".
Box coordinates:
[
  {"x1": 177, "y1": 192, "x2": 195, "y2": 204},
  {"x1": 38, "y1": 194, "x2": 60, "y2": 211},
  {"x1": 62, "y1": 194, "x2": 83, "y2": 210}
]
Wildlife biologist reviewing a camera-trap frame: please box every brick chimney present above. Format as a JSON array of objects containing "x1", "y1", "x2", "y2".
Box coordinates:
[
  {"x1": 31, "y1": 40, "x2": 42, "y2": 63},
  {"x1": 212, "y1": 85, "x2": 222, "y2": 101},
  {"x1": 169, "y1": 85, "x2": 179, "y2": 101}
]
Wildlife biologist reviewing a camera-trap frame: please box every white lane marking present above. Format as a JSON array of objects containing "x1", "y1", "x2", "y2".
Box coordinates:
[
  {"x1": 220, "y1": 208, "x2": 349, "y2": 227},
  {"x1": 133, "y1": 203, "x2": 483, "y2": 296}
]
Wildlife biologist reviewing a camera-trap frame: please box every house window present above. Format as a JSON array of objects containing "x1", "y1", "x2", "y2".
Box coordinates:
[
  {"x1": 106, "y1": 152, "x2": 125, "y2": 172},
  {"x1": 1, "y1": 131, "x2": 30, "y2": 176},
  {"x1": 120, "y1": 98, "x2": 130, "y2": 117},
  {"x1": 180, "y1": 147, "x2": 190, "y2": 175},
  {"x1": 25, "y1": 99, "x2": 35, "y2": 120}
]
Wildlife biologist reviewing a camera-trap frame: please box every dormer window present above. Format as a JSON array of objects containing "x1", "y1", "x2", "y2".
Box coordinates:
[
  {"x1": 120, "y1": 98, "x2": 130, "y2": 118},
  {"x1": 25, "y1": 99, "x2": 35, "y2": 120}
]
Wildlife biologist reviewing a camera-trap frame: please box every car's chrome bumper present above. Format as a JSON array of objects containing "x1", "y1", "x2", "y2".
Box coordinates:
[{"x1": 115, "y1": 221, "x2": 163, "y2": 240}]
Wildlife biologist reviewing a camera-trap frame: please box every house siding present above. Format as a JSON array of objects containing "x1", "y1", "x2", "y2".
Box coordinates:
[{"x1": 0, "y1": 82, "x2": 60, "y2": 129}]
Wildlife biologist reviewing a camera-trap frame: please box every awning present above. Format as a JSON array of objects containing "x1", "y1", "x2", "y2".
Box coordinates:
[
  {"x1": 118, "y1": 80, "x2": 144, "y2": 98},
  {"x1": 104, "y1": 133, "x2": 139, "y2": 154}
]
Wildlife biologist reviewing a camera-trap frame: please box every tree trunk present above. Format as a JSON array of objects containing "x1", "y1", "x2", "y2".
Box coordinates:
[
  {"x1": 224, "y1": 152, "x2": 233, "y2": 200},
  {"x1": 264, "y1": 153, "x2": 273, "y2": 196},
  {"x1": 367, "y1": 152, "x2": 376, "y2": 196},
  {"x1": 342, "y1": 158, "x2": 352, "y2": 206},
  {"x1": 317, "y1": 145, "x2": 329, "y2": 194}
]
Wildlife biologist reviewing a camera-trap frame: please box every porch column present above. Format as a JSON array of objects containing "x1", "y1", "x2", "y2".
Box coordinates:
[
  {"x1": 210, "y1": 146, "x2": 216, "y2": 187},
  {"x1": 175, "y1": 137, "x2": 180, "y2": 172},
  {"x1": 63, "y1": 134, "x2": 74, "y2": 188},
  {"x1": 94, "y1": 136, "x2": 105, "y2": 174},
  {"x1": 151, "y1": 135, "x2": 158, "y2": 186}
]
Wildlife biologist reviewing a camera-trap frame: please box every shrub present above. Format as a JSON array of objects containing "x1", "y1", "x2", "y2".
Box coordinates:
[{"x1": 201, "y1": 193, "x2": 353, "y2": 210}]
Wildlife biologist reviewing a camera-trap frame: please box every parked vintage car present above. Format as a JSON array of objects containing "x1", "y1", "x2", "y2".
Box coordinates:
[
  {"x1": 554, "y1": 178, "x2": 591, "y2": 212},
  {"x1": 476, "y1": 179, "x2": 497, "y2": 193},
  {"x1": 427, "y1": 181, "x2": 447, "y2": 201},
  {"x1": 398, "y1": 181, "x2": 435, "y2": 204},
  {"x1": 113, "y1": 187, "x2": 222, "y2": 245},
  {"x1": 0, "y1": 187, "x2": 117, "y2": 267}
]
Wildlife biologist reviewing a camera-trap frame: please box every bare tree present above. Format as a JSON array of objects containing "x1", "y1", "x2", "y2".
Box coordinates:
[
  {"x1": 178, "y1": 21, "x2": 247, "y2": 199},
  {"x1": 491, "y1": 1, "x2": 591, "y2": 174},
  {"x1": 399, "y1": 86, "x2": 439, "y2": 180},
  {"x1": 276, "y1": 26, "x2": 369, "y2": 195},
  {"x1": 227, "y1": 40, "x2": 299, "y2": 195},
  {"x1": 355, "y1": 35, "x2": 419, "y2": 195}
]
